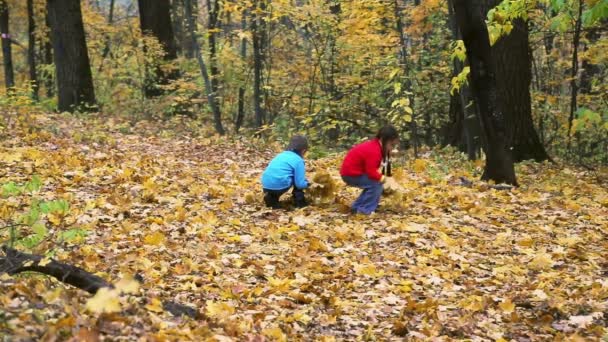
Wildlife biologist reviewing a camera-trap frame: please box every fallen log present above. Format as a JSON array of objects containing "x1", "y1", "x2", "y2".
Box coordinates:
[{"x1": 0, "y1": 245, "x2": 198, "y2": 318}]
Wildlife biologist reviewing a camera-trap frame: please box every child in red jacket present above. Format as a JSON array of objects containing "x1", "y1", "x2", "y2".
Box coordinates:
[{"x1": 340, "y1": 125, "x2": 399, "y2": 214}]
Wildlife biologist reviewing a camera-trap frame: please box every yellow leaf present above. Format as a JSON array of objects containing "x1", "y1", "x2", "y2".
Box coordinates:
[
  {"x1": 38, "y1": 256, "x2": 52, "y2": 267},
  {"x1": 413, "y1": 159, "x2": 427, "y2": 173},
  {"x1": 499, "y1": 298, "x2": 515, "y2": 313},
  {"x1": 206, "y1": 301, "x2": 235, "y2": 320},
  {"x1": 262, "y1": 327, "x2": 286, "y2": 342},
  {"x1": 354, "y1": 263, "x2": 384, "y2": 278},
  {"x1": 86, "y1": 288, "x2": 121, "y2": 313},
  {"x1": 146, "y1": 298, "x2": 164, "y2": 313},
  {"x1": 115, "y1": 275, "x2": 140, "y2": 294},
  {"x1": 268, "y1": 277, "x2": 294, "y2": 293},
  {"x1": 144, "y1": 231, "x2": 165, "y2": 246},
  {"x1": 529, "y1": 253, "x2": 554, "y2": 271}
]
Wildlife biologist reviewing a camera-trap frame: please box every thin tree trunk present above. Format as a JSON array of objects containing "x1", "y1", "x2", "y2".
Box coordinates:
[
  {"x1": 235, "y1": 9, "x2": 247, "y2": 132},
  {"x1": 47, "y1": 0, "x2": 97, "y2": 112},
  {"x1": 393, "y1": 0, "x2": 418, "y2": 157},
  {"x1": 453, "y1": 0, "x2": 517, "y2": 185},
  {"x1": 185, "y1": 0, "x2": 225, "y2": 135},
  {"x1": 0, "y1": 0, "x2": 14, "y2": 91},
  {"x1": 567, "y1": 0, "x2": 583, "y2": 151},
  {"x1": 252, "y1": 0, "x2": 266, "y2": 128},
  {"x1": 97, "y1": 0, "x2": 115, "y2": 73},
  {"x1": 43, "y1": 15, "x2": 54, "y2": 98},
  {"x1": 207, "y1": 0, "x2": 221, "y2": 119},
  {"x1": 27, "y1": 0, "x2": 39, "y2": 100}
]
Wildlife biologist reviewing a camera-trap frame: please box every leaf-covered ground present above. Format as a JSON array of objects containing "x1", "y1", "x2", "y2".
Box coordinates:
[{"x1": 1, "y1": 110, "x2": 608, "y2": 341}]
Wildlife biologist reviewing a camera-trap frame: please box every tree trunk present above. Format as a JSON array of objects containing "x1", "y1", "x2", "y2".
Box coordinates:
[
  {"x1": 579, "y1": 27, "x2": 600, "y2": 95},
  {"x1": 491, "y1": 17, "x2": 549, "y2": 162},
  {"x1": 567, "y1": 0, "x2": 583, "y2": 151},
  {"x1": 42, "y1": 15, "x2": 54, "y2": 98},
  {"x1": 97, "y1": 0, "x2": 115, "y2": 72},
  {"x1": 207, "y1": 0, "x2": 221, "y2": 121},
  {"x1": 0, "y1": 0, "x2": 14, "y2": 91},
  {"x1": 453, "y1": 0, "x2": 517, "y2": 185},
  {"x1": 252, "y1": 0, "x2": 266, "y2": 128},
  {"x1": 47, "y1": 0, "x2": 96, "y2": 112},
  {"x1": 235, "y1": 9, "x2": 247, "y2": 132},
  {"x1": 393, "y1": 0, "x2": 418, "y2": 156},
  {"x1": 182, "y1": 0, "x2": 196, "y2": 58},
  {"x1": 27, "y1": 0, "x2": 39, "y2": 100},
  {"x1": 170, "y1": 0, "x2": 184, "y2": 56},
  {"x1": 185, "y1": 0, "x2": 225, "y2": 135},
  {"x1": 137, "y1": 0, "x2": 179, "y2": 97},
  {"x1": 443, "y1": 0, "x2": 482, "y2": 159}
]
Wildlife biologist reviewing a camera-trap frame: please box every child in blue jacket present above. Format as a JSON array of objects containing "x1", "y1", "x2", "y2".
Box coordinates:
[{"x1": 261, "y1": 135, "x2": 310, "y2": 208}]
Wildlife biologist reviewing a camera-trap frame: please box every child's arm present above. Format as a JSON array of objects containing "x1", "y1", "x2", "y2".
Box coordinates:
[{"x1": 293, "y1": 159, "x2": 309, "y2": 189}]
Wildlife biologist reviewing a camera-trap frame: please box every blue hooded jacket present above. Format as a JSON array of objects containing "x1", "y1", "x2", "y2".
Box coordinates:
[{"x1": 261, "y1": 151, "x2": 309, "y2": 190}]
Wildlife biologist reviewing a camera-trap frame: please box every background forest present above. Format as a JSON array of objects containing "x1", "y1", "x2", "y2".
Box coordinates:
[{"x1": 1, "y1": 0, "x2": 606, "y2": 165}]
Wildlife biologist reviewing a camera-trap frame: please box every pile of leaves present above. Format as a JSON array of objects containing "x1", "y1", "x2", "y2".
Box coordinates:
[{"x1": 1, "y1": 109, "x2": 607, "y2": 341}]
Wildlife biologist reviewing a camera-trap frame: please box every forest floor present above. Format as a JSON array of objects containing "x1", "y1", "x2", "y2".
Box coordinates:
[{"x1": 1, "y1": 110, "x2": 608, "y2": 341}]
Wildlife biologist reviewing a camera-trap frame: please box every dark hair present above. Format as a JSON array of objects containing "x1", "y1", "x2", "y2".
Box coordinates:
[
  {"x1": 286, "y1": 135, "x2": 309, "y2": 155},
  {"x1": 376, "y1": 125, "x2": 399, "y2": 155},
  {"x1": 376, "y1": 125, "x2": 399, "y2": 176}
]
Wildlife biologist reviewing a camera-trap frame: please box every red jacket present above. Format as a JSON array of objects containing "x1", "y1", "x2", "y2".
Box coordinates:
[{"x1": 340, "y1": 138, "x2": 383, "y2": 181}]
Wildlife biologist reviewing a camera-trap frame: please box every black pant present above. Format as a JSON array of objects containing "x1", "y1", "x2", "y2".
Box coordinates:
[{"x1": 263, "y1": 187, "x2": 307, "y2": 208}]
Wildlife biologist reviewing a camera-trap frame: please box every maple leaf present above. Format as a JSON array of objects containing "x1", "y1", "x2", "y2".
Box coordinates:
[
  {"x1": 144, "y1": 231, "x2": 165, "y2": 245},
  {"x1": 206, "y1": 301, "x2": 235, "y2": 320},
  {"x1": 115, "y1": 275, "x2": 140, "y2": 294},
  {"x1": 85, "y1": 288, "x2": 121, "y2": 313},
  {"x1": 529, "y1": 253, "x2": 554, "y2": 271}
]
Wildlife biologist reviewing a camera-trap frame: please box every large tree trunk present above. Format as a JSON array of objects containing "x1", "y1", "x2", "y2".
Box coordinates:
[
  {"x1": 491, "y1": 17, "x2": 549, "y2": 162},
  {"x1": 27, "y1": 0, "x2": 39, "y2": 100},
  {"x1": 170, "y1": 0, "x2": 184, "y2": 56},
  {"x1": 0, "y1": 0, "x2": 14, "y2": 91},
  {"x1": 252, "y1": 0, "x2": 266, "y2": 128},
  {"x1": 453, "y1": 0, "x2": 517, "y2": 185},
  {"x1": 443, "y1": 0, "x2": 482, "y2": 160},
  {"x1": 137, "y1": 0, "x2": 179, "y2": 97},
  {"x1": 47, "y1": 0, "x2": 96, "y2": 112},
  {"x1": 185, "y1": 0, "x2": 225, "y2": 135}
]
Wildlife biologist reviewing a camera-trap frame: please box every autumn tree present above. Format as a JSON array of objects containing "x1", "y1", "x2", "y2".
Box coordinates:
[
  {"x1": 137, "y1": 0, "x2": 179, "y2": 97},
  {"x1": 0, "y1": 0, "x2": 14, "y2": 91},
  {"x1": 251, "y1": 0, "x2": 266, "y2": 127},
  {"x1": 452, "y1": 0, "x2": 517, "y2": 185},
  {"x1": 47, "y1": 0, "x2": 96, "y2": 111}
]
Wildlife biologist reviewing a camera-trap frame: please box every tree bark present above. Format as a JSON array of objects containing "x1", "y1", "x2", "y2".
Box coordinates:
[
  {"x1": 491, "y1": 17, "x2": 549, "y2": 162},
  {"x1": 185, "y1": 0, "x2": 225, "y2": 135},
  {"x1": 567, "y1": 0, "x2": 583, "y2": 151},
  {"x1": 0, "y1": 0, "x2": 14, "y2": 91},
  {"x1": 42, "y1": 15, "x2": 54, "y2": 98},
  {"x1": 207, "y1": 0, "x2": 221, "y2": 120},
  {"x1": 0, "y1": 246, "x2": 198, "y2": 318},
  {"x1": 27, "y1": 0, "x2": 39, "y2": 100},
  {"x1": 170, "y1": 0, "x2": 184, "y2": 56},
  {"x1": 137, "y1": 0, "x2": 179, "y2": 97},
  {"x1": 443, "y1": 0, "x2": 482, "y2": 160},
  {"x1": 252, "y1": 0, "x2": 266, "y2": 128},
  {"x1": 453, "y1": 0, "x2": 517, "y2": 185},
  {"x1": 97, "y1": 0, "x2": 115, "y2": 73},
  {"x1": 235, "y1": 9, "x2": 247, "y2": 132},
  {"x1": 47, "y1": 0, "x2": 96, "y2": 112}
]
